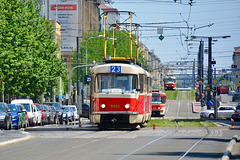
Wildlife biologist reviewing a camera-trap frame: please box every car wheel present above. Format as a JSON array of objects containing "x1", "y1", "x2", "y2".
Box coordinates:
[
  {"x1": 65, "y1": 119, "x2": 69, "y2": 125},
  {"x1": 209, "y1": 114, "x2": 214, "y2": 119},
  {"x1": 4, "y1": 123, "x2": 8, "y2": 130}
]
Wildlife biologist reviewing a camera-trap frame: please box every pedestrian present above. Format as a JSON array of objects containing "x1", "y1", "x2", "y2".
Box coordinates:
[
  {"x1": 201, "y1": 92, "x2": 205, "y2": 111},
  {"x1": 195, "y1": 92, "x2": 198, "y2": 102}
]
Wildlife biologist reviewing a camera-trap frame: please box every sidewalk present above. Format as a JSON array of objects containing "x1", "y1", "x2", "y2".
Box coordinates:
[{"x1": 0, "y1": 129, "x2": 33, "y2": 146}]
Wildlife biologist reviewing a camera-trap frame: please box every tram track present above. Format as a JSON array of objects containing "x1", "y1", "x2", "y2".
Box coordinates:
[{"x1": 118, "y1": 120, "x2": 210, "y2": 160}]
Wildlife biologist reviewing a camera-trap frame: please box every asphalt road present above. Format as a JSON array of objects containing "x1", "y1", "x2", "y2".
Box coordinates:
[{"x1": 0, "y1": 91, "x2": 239, "y2": 160}]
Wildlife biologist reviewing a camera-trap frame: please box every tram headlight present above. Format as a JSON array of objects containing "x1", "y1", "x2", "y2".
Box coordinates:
[
  {"x1": 101, "y1": 104, "x2": 106, "y2": 109},
  {"x1": 125, "y1": 104, "x2": 130, "y2": 109}
]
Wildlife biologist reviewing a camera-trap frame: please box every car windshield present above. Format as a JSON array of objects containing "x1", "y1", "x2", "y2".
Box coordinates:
[
  {"x1": 95, "y1": 74, "x2": 138, "y2": 93},
  {"x1": 36, "y1": 105, "x2": 41, "y2": 111},
  {"x1": 45, "y1": 103, "x2": 61, "y2": 110},
  {"x1": 8, "y1": 105, "x2": 17, "y2": 112},
  {"x1": 44, "y1": 105, "x2": 50, "y2": 111},
  {"x1": 22, "y1": 104, "x2": 30, "y2": 112},
  {"x1": 63, "y1": 107, "x2": 69, "y2": 112},
  {"x1": 16, "y1": 105, "x2": 21, "y2": 111},
  {"x1": 0, "y1": 104, "x2": 6, "y2": 112},
  {"x1": 51, "y1": 107, "x2": 56, "y2": 112}
]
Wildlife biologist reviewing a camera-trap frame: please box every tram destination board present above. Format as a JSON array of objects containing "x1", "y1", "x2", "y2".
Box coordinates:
[{"x1": 110, "y1": 66, "x2": 121, "y2": 73}]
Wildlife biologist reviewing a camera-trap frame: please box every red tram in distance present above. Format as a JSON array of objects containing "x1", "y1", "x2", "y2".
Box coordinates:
[
  {"x1": 89, "y1": 60, "x2": 152, "y2": 130},
  {"x1": 152, "y1": 92, "x2": 167, "y2": 117},
  {"x1": 164, "y1": 76, "x2": 177, "y2": 90}
]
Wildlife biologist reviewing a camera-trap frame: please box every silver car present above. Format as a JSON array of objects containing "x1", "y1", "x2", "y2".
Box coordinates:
[
  {"x1": 232, "y1": 104, "x2": 240, "y2": 121},
  {"x1": 200, "y1": 106, "x2": 236, "y2": 119}
]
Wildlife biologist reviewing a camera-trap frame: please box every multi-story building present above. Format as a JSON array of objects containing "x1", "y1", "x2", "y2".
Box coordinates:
[
  {"x1": 233, "y1": 47, "x2": 240, "y2": 88},
  {"x1": 38, "y1": 0, "x2": 100, "y2": 70}
]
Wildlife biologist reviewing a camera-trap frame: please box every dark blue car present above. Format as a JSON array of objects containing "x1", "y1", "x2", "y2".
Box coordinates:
[{"x1": 8, "y1": 104, "x2": 21, "y2": 129}]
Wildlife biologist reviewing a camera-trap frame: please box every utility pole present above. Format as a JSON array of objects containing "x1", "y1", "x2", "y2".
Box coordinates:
[
  {"x1": 81, "y1": 49, "x2": 84, "y2": 104},
  {"x1": 207, "y1": 37, "x2": 212, "y2": 110},
  {"x1": 192, "y1": 59, "x2": 195, "y2": 89}
]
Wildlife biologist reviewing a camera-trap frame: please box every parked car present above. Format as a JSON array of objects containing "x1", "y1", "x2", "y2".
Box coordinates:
[
  {"x1": 81, "y1": 103, "x2": 89, "y2": 119},
  {"x1": 200, "y1": 106, "x2": 236, "y2": 119},
  {"x1": 62, "y1": 106, "x2": 72, "y2": 124},
  {"x1": 11, "y1": 99, "x2": 39, "y2": 126},
  {"x1": 8, "y1": 104, "x2": 21, "y2": 129},
  {"x1": 36, "y1": 104, "x2": 48, "y2": 125},
  {"x1": 34, "y1": 103, "x2": 44, "y2": 126},
  {"x1": 43, "y1": 102, "x2": 63, "y2": 124},
  {"x1": 42, "y1": 105, "x2": 54, "y2": 124},
  {"x1": 15, "y1": 104, "x2": 28, "y2": 128},
  {"x1": 0, "y1": 102, "x2": 12, "y2": 130},
  {"x1": 232, "y1": 104, "x2": 240, "y2": 121},
  {"x1": 69, "y1": 105, "x2": 79, "y2": 121},
  {"x1": 50, "y1": 106, "x2": 59, "y2": 124},
  {"x1": 232, "y1": 92, "x2": 240, "y2": 102}
]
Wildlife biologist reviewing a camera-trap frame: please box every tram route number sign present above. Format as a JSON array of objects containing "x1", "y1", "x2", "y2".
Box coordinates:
[{"x1": 110, "y1": 66, "x2": 121, "y2": 73}]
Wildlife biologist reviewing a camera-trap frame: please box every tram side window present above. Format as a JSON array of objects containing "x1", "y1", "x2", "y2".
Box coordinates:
[
  {"x1": 132, "y1": 75, "x2": 138, "y2": 93},
  {"x1": 144, "y1": 75, "x2": 147, "y2": 93},
  {"x1": 147, "y1": 77, "x2": 151, "y2": 93},
  {"x1": 162, "y1": 96, "x2": 166, "y2": 103},
  {"x1": 140, "y1": 74, "x2": 144, "y2": 93}
]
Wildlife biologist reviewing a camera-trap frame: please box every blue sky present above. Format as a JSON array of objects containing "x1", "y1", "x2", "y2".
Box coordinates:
[{"x1": 108, "y1": 0, "x2": 240, "y2": 74}]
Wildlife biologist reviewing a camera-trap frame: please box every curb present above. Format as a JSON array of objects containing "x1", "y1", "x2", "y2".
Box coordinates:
[
  {"x1": 222, "y1": 135, "x2": 238, "y2": 160},
  {"x1": 0, "y1": 131, "x2": 33, "y2": 147}
]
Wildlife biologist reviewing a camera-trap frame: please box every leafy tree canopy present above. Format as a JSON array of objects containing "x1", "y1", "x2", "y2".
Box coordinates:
[{"x1": 0, "y1": 0, "x2": 66, "y2": 101}]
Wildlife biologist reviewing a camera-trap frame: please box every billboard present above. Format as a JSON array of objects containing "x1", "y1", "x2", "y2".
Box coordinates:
[{"x1": 49, "y1": 0, "x2": 78, "y2": 52}]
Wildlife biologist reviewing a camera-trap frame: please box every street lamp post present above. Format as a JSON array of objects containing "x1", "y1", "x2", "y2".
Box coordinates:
[{"x1": 86, "y1": 35, "x2": 103, "y2": 75}]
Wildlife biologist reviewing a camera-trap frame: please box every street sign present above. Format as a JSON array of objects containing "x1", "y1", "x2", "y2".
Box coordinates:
[
  {"x1": 208, "y1": 100, "x2": 214, "y2": 107},
  {"x1": 213, "y1": 80, "x2": 217, "y2": 84},
  {"x1": 87, "y1": 76, "x2": 91, "y2": 83}
]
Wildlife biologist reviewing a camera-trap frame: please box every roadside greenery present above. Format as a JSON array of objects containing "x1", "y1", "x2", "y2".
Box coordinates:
[
  {"x1": 0, "y1": 0, "x2": 66, "y2": 101},
  {"x1": 147, "y1": 119, "x2": 217, "y2": 127},
  {"x1": 163, "y1": 89, "x2": 196, "y2": 100}
]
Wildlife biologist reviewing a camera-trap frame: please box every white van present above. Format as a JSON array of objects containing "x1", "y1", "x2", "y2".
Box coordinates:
[{"x1": 11, "y1": 99, "x2": 40, "y2": 126}]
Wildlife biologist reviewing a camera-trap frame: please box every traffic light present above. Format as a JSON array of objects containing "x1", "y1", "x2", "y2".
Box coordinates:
[
  {"x1": 223, "y1": 74, "x2": 226, "y2": 78},
  {"x1": 211, "y1": 61, "x2": 216, "y2": 65},
  {"x1": 217, "y1": 87, "x2": 220, "y2": 95},
  {"x1": 231, "y1": 64, "x2": 237, "y2": 68},
  {"x1": 236, "y1": 74, "x2": 239, "y2": 78}
]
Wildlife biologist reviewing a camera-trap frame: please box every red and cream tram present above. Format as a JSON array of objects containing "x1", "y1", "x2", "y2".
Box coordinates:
[
  {"x1": 152, "y1": 91, "x2": 166, "y2": 116},
  {"x1": 164, "y1": 76, "x2": 177, "y2": 90},
  {"x1": 89, "y1": 60, "x2": 152, "y2": 129}
]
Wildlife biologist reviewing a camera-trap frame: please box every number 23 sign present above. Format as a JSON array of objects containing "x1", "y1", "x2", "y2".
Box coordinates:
[{"x1": 110, "y1": 66, "x2": 121, "y2": 73}]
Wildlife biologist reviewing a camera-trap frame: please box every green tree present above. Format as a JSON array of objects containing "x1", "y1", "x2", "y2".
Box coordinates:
[{"x1": 0, "y1": 0, "x2": 66, "y2": 101}]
